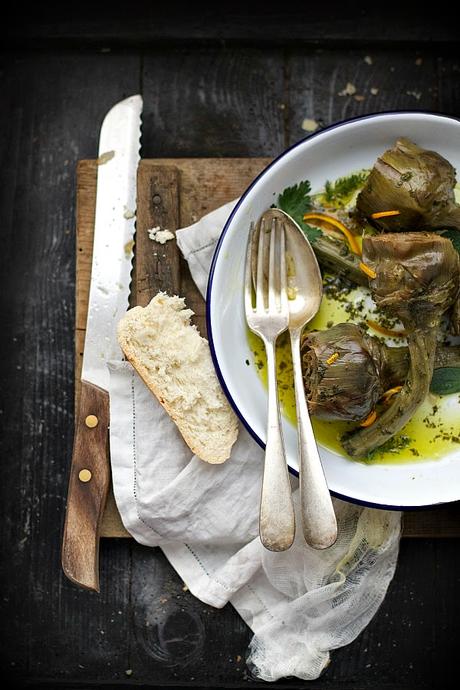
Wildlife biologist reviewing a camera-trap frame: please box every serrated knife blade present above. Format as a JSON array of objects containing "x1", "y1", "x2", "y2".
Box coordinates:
[
  {"x1": 62, "y1": 95, "x2": 142, "y2": 592},
  {"x1": 83, "y1": 94, "x2": 142, "y2": 388}
]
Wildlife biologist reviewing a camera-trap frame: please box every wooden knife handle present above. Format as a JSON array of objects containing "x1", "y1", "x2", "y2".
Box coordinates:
[{"x1": 62, "y1": 380, "x2": 110, "y2": 592}]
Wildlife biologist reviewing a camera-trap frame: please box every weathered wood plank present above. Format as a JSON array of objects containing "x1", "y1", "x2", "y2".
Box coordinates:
[
  {"x1": 141, "y1": 48, "x2": 285, "y2": 158},
  {"x1": 134, "y1": 163, "x2": 181, "y2": 305},
  {"x1": 129, "y1": 542, "x2": 252, "y2": 686},
  {"x1": 6, "y1": 6, "x2": 460, "y2": 46},
  {"x1": 0, "y1": 52, "x2": 141, "y2": 683},
  {"x1": 437, "y1": 55, "x2": 460, "y2": 115},
  {"x1": 286, "y1": 48, "x2": 438, "y2": 144}
]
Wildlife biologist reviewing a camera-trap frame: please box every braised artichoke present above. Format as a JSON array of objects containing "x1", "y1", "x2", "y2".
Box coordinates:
[
  {"x1": 356, "y1": 138, "x2": 460, "y2": 232},
  {"x1": 301, "y1": 323, "x2": 460, "y2": 422},
  {"x1": 341, "y1": 232, "x2": 460, "y2": 457}
]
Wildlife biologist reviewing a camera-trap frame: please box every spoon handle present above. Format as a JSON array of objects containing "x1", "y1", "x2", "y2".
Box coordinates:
[
  {"x1": 259, "y1": 337, "x2": 296, "y2": 552},
  {"x1": 290, "y1": 328, "x2": 338, "y2": 549}
]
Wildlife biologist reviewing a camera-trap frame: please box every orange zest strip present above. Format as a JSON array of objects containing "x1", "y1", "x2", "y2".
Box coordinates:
[
  {"x1": 359, "y1": 262, "x2": 377, "y2": 279},
  {"x1": 381, "y1": 385, "x2": 403, "y2": 403},
  {"x1": 360, "y1": 410, "x2": 377, "y2": 427},
  {"x1": 370, "y1": 210, "x2": 401, "y2": 219},
  {"x1": 302, "y1": 212, "x2": 362, "y2": 255},
  {"x1": 366, "y1": 319, "x2": 407, "y2": 338},
  {"x1": 326, "y1": 352, "x2": 339, "y2": 365}
]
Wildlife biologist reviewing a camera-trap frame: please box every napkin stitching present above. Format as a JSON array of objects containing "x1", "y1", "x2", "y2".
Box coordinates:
[
  {"x1": 185, "y1": 545, "x2": 279, "y2": 618},
  {"x1": 185, "y1": 536, "x2": 238, "y2": 595},
  {"x1": 246, "y1": 584, "x2": 277, "y2": 622},
  {"x1": 131, "y1": 374, "x2": 162, "y2": 538},
  {"x1": 187, "y1": 240, "x2": 216, "y2": 256}
]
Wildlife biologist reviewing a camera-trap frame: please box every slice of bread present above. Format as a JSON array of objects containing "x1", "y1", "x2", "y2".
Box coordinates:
[{"x1": 117, "y1": 292, "x2": 239, "y2": 463}]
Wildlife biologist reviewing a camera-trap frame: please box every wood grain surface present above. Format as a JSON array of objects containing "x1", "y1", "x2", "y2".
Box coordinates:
[
  {"x1": 62, "y1": 380, "x2": 110, "y2": 591},
  {"x1": 2, "y1": 30, "x2": 460, "y2": 689}
]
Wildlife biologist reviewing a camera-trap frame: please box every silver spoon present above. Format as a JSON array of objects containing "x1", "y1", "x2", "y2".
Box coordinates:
[{"x1": 252, "y1": 208, "x2": 338, "y2": 549}]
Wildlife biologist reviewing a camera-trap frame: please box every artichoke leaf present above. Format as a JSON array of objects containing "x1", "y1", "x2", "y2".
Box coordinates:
[
  {"x1": 341, "y1": 232, "x2": 460, "y2": 457},
  {"x1": 356, "y1": 138, "x2": 460, "y2": 232},
  {"x1": 301, "y1": 323, "x2": 460, "y2": 422}
]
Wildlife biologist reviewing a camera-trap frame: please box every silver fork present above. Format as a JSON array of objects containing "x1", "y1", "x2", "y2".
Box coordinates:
[{"x1": 245, "y1": 217, "x2": 296, "y2": 552}]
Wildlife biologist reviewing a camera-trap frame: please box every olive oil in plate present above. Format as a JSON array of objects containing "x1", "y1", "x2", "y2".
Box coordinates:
[{"x1": 247, "y1": 295, "x2": 459, "y2": 465}]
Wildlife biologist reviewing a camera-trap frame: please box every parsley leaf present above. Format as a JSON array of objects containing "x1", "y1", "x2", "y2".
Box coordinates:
[
  {"x1": 278, "y1": 180, "x2": 312, "y2": 218},
  {"x1": 430, "y1": 367, "x2": 460, "y2": 396},
  {"x1": 275, "y1": 180, "x2": 322, "y2": 244}
]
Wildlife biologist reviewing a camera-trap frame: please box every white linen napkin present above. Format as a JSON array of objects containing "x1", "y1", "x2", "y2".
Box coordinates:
[{"x1": 108, "y1": 201, "x2": 402, "y2": 682}]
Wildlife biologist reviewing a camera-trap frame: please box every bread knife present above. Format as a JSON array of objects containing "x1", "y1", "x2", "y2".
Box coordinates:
[{"x1": 62, "y1": 95, "x2": 142, "y2": 591}]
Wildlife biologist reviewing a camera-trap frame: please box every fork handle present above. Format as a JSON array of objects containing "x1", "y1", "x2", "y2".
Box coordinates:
[
  {"x1": 259, "y1": 338, "x2": 296, "y2": 551},
  {"x1": 290, "y1": 328, "x2": 337, "y2": 549}
]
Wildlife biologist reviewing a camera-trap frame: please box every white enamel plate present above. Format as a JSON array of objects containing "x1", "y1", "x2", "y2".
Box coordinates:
[{"x1": 207, "y1": 112, "x2": 460, "y2": 509}]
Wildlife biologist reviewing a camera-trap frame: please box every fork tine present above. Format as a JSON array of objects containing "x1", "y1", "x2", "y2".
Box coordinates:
[
  {"x1": 268, "y1": 217, "x2": 277, "y2": 311},
  {"x1": 256, "y1": 217, "x2": 266, "y2": 312},
  {"x1": 244, "y1": 222, "x2": 255, "y2": 315},
  {"x1": 279, "y1": 223, "x2": 288, "y2": 313}
]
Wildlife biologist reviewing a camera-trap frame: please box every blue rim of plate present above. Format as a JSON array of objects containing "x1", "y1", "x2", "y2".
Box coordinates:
[{"x1": 206, "y1": 110, "x2": 460, "y2": 511}]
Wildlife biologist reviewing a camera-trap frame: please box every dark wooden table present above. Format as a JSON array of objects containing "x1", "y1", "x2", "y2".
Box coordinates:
[{"x1": 1, "y1": 6, "x2": 460, "y2": 689}]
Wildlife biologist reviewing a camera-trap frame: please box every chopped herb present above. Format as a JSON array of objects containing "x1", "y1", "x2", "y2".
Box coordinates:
[
  {"x1": 363, "y1": 434, "x2": 413, "y2": 462},
  {"x1": 323, "y1": 171, "x2": 369, "y2": 205},
  {"x1": 275, "y1": 180, "x2": 323, "y2": 244}
]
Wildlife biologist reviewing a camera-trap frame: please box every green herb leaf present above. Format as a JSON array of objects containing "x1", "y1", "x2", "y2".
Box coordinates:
[
  {"x1": 430, "y1": 367, "x2": 460, "y2": 395},
  {"x1": 275, "y1": 180, "x2": 322, "y2": 244},
  {"x1": 363, "y1": 434, "x2": 413, "y2": 462},
  {"x1": 441, "y1": 228, "x2": 460, "y2": 255},
  {"x1": 277, "y1": 180, "x2": 312, "y2": 218},
  {"x1": 300, "y1": 222, "x2": 323, "y2": 244},
  {"x1": 323, "y1": 171, "x2": 369, "y2": 204}
]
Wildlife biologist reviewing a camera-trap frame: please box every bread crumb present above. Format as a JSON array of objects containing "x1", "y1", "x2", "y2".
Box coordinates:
[
  {"x1": 354, "y1": 94, "x2": 365, "y2": 102},
  {"x1": 125, "y1": 669, "x2": 133, "y2": 676},
  {"x1": 370, "y1": 87, "x2": 379, "y2": 95},
  {"x1": 364, "y1": 55, "x2": 373, "y2": 65},
  {"x1": 124, "y1": 239, "x2": 134, "y2": 257},
  {"x1": 301, "y1": 118, "x2": 319, "y2": 132},
  {"x1": 97, "y1": 150, "x2": 115, "y2": 165},
  {"x1": 338, "y1": 82, "x2": 357, "y2": 96},
  {"x1": 415, "y1": 57, "x2": 423, "y2": 66},
  {"x1": 236, "y1": 655, "x2": 242, "y2": 663},
  {"x1": 406, "y1": 90, "x2": 422, "y2": 100},
  {"x1": 148, "y1": 227, "x2": 175, "y2": 244},
  {"x1": 123, "y1": 206, "x2": 135, "y2": 219}
]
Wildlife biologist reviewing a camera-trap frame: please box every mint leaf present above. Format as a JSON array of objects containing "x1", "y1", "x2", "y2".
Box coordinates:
[
  {"x1": 430, "y1": 367, "x2": 460, "y2": 395},
  {"x1": 276, "y1": 180, "x2": 322, "y2": 244},
  {"x1": 441, "y1": 228, "x2": 460, "y2": 255}
]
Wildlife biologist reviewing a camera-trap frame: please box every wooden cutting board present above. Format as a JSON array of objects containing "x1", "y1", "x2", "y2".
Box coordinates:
[{"x1": 75, "y1": 158, "x2": 460, "y2": 539}]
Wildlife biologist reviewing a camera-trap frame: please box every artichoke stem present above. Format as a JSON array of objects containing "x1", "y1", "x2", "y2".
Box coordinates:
[
  {"x1": 313, "y1": 235, "x2": 368, "y2": 287},
  {"x1": 342, "y1": 329, "x2": 438, "y2": 458}
]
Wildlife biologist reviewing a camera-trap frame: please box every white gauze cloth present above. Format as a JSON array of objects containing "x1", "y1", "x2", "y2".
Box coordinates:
[{"x1": 108, "y1": 200, "x2": 402, "y2": 682}]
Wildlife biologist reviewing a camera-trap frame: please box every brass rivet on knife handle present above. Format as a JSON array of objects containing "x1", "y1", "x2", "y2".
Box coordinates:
[
  {"x1": 62, "y1": 380, "x2": 110, "y2": 592},
  {"x1": 134, "y1": 163, "x2": 181, "y2": 307},
  {"x1": 85, "y1": 414, "x2": 98, "y2": 428}
]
